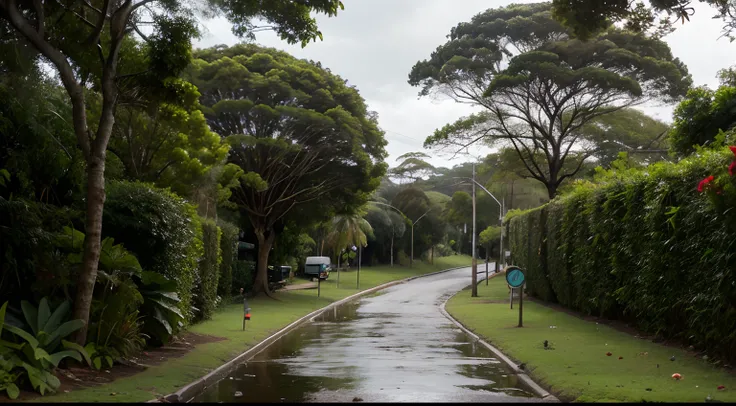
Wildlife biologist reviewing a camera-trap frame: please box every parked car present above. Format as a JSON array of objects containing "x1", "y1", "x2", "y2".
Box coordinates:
[{"x1": 304, "y1": 256, "x2": 331, "y2": 280}]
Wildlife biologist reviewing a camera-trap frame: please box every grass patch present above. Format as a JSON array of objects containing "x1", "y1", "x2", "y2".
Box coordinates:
[
  {"x1": 37, "y1": 256, "x2": 470, "y2": 403},
  {"x1": 446, "y1": 276, "x2": 736, "y2": 403}
]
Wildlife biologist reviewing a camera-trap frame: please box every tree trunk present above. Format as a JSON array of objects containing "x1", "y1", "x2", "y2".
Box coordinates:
[
  {"x1": 546, "y1": 183, "x2": 557, "y2": 200},
  {"x1": 252, "y1": 229, "x2": 276, "y2": 297},
  {"x1": 337, "y1": 249, "x2": 341, "y2": 288},
  {"x1": 390, "y1": 235, "x2": 394, "y2": 267},
  {"x1": 431, "y1": 246, "x2": 434, "y2": 265},
  {"x1": 71, "y1": 154, "x2": 106, "y2": 345}
]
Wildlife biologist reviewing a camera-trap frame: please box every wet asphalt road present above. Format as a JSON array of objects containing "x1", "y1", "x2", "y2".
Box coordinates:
[{"x1": 194, "y1": 266, "x2": 546, "y2": 403}]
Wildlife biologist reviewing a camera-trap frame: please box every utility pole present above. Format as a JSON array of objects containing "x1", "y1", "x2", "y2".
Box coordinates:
[
  {"x1": 500, "y1": 197, "x2": 505, "y2": 268},
  {"x1": 471, "y1": 163, "x2": 478, "y2": 297}
]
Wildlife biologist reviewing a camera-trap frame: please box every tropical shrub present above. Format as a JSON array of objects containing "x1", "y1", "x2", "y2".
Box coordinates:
[
  {"x1": 193, "y1": 219, "x2": 221, "y2": 321},
  {"x1": 507, "y1": 146, "x2": 736, "y2": 362},
  {"x1": 103, "y1": 181, "x2": 203, "y2": 322},
  {"x1": 134, "y1": 271, "x2": 185, "y2": 346},
  {"x1": 217, "y1": 220, "x2": 239, "y2": 299},
  {"x1": 1, "y1": 298, "x2": 88, "y2": 396}
]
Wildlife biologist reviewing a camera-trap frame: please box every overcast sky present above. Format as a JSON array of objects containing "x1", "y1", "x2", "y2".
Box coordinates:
[{"x1": 195, "y1": 0, "x2": 736, "y2": 170}]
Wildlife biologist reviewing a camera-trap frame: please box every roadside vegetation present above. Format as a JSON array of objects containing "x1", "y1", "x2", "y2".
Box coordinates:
[
  {"x1": 447, "y1": 276, "x2": 736, "y2": 403},
  {"x1": 36, "y1": 256, "x2": 470, "y2": 403}
]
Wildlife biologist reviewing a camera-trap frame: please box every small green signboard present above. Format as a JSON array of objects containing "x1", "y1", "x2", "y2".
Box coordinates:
[{"x1": 505, "y1": 266, "x2": 525, "y2": 288}]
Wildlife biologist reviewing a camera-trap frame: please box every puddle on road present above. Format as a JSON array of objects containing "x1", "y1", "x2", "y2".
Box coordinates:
[{"x1": 193, "y1": 299, "x2": 538, "y2": 403}]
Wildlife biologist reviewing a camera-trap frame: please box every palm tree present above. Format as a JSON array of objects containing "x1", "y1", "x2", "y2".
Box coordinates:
[{"x1": 326, "y1": 208, "x2": 374, "y2": 288}]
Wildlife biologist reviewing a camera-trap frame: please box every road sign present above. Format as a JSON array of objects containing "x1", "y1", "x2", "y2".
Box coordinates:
[
  {"x1": 505, "y1": 266, "x2": 525, "y2": 288},
  {"x1": 504, "y1": 266, "x2": 526, "y2": 327}
]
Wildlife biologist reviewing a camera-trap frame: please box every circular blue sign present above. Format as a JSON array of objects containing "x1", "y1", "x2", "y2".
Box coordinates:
[{"x1": 505, "y1": 266, "x2": 525, "y2": 288}]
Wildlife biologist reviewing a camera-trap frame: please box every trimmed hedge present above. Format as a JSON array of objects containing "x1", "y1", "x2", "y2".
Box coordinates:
[
  {"x1": 194, "y1": 219, "x2": 221, "y2": 320},
  {"x1": 103, "y1": 181, "x2": 203, "y2": 322},
  {"x1": 507, "y1": 147, "x2": 736, "y2": 362},
  {"x1": 217, "y1": 220, "x2": 239, "y2": 299}
]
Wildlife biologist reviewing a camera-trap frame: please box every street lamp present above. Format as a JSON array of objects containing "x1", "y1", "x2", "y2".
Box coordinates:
[
  {"x1": 453, "y1": 164, "x2": 506, "y2": 297},
  {"x1": 367, "y1": 201, "x2": 430, "y2": 268}
]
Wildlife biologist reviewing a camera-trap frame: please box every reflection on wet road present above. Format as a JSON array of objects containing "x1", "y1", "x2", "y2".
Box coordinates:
[{"x1": 194, "y1": 267, "x2": 543, "y2": 403}]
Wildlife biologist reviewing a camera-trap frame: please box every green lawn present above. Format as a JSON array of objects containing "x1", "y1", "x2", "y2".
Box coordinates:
[
  {"x1": 35, "y1": 256, "x2": 470, "y2": 403},
  {"x1": 446, "y1": 275, "x2": 736, "y2": 403}
]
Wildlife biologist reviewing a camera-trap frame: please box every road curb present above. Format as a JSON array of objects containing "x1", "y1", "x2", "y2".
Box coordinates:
[
  {"x1": 438, "y1": 271, "x2": 560, "y2": 403},
  {"x1": 156, "y1": 264, "x2": 471, "y2": 403}
]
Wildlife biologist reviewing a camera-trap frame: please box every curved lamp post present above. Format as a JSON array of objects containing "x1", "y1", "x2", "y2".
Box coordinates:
[
  {"x1": 453, "y1": 163, "x2": 505, "y2": 297},
  {"x1": 367, "y1": 200, "x2": 431, "y2": 268}
]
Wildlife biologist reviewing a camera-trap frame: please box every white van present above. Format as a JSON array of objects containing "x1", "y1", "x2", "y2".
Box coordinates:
[{"x1": 304, "y1": 256, "x2": 331, "y2": 280}]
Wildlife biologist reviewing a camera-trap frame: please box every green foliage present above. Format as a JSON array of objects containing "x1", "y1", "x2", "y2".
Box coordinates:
[
  {"x1": 194, "y1": 220, "x2": 222, "y2": 321},
  {"x1": 479, "y1": 226, "x2": 501, "y2": 246},
  {"x1": 83, "y1": 342, "x2": 115, "y2": 371},
  {"x1": 411, "y1": 2, "x2": 690, "y2": 198},
  {"x1": 507, "y1": 146, "x2": 736, "y2": 362},
  {"x1": 103, "y1": 181, "x2": 203, "y2": 322},
  {"x1": 50, "y1": 226, "x2": 148, "y2": 357},
  {"x1": 578, "y1": 108, "x2": 671, "y2": 167},
  {"x1": 232, "y1": 260, "x2": 255, "y2": 295},
  {"x1": 209, "y1": 0, "x2": 345, "y2": 46},
  {"x1": 0, "y1": 298, "x2": 88, "y2": 396},
  {"x1": 188, "y1": 43, "x2": 387, "y2": 294},
  {"x1": 552, "y1": 0, "x2": 736, "y2": 41},
  {"x1": 389, "y1": 152, "x2": 437, "y2": 184},
  {"x1": 135, "y1": 271, "x2": 186, "y2": 347},
  {"x1": 669, "y1": 85, "x2": 736, "y2": 157},
  {"x1": 217, "y1": 221, "x2": 239, "y2": 298}
]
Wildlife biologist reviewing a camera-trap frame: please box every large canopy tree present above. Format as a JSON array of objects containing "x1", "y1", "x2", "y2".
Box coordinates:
[
  {"x1": 389, "y1": 152, "x2": 437, "y2": 184},
  {"x1": 187, "y1": 44, "x2": 387, "y2": 296},
  {"x1": 409, "y1": 2, "x2": 691, "y2": 199},
  {"x1": 0, "y1": 0, "x2": 345, "y2": 344}
]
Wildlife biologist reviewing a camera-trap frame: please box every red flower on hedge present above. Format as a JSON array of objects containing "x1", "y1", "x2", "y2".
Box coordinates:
[
  {"x1": 730, "y1": 146, "x2": 736, "y2": 156},
  {"x1": 730, "y1": 161, "x2": 736, "y2": 177},
  {"x1": 698, "y1": 175, "x2": 715, "y2": 193}
]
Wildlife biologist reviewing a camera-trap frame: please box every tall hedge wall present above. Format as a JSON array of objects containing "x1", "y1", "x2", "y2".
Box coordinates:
[
  {"x1": 195, "y1": 219, "x2": 222, "y2": 320},
  {"x1": 507, "y1": 148, "x2": 736, "y2": 362},
  {"x1": 103, "y1": 181, "x2": 203, "y2": 323},
  {"x1": 217, "y1": 220, "x2": 239, "y2": 299}
]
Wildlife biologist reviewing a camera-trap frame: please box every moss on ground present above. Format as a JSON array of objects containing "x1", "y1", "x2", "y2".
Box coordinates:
[
  {"x1": 446, "y1": 275, "x2": 736, "y2": 403},
  {"x1": 36, "y1": 256, "x2": 471, "y2": 403}
]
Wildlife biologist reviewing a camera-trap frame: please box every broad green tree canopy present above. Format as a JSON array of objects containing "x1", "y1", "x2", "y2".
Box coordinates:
[
  {"x1": 187, "y1": 44, "x2": 387, "y2": 294},
  {"x1": 410, "y1": 2, "x2": 691, "y2": 198}
]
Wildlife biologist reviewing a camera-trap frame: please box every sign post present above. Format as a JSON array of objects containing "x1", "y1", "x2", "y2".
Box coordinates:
[
  {"x1": 505, "y1": 266, "x2": 526, "y2": 327},
  {"x1": 241, "y1": 289, "x2": 251, "y2": 331}
]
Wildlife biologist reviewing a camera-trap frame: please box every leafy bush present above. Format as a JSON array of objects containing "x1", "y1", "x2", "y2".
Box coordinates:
[
  {"x1": 134, "y1": 271, "x2": 186, "y2": 347},
  {"x1": 231, "y1": 260, "x2": 255, "y2": 295},
  {"x1": 193, "y1": 219, "x2": 221, "y2": 321},
  {"x1": 217, "y1": 221, "x2": 239, "y2": 299},
  {"x1": 507, "y1": 146, "x2": 736, "y2": 362},
  {"x1": 103, "y1": 181, "x2": 203, "y2": 322},
  {"x1": 434, "y1": 243, "x2": 454, "y2": 257},
  {"x1": 1, "y1": 298, "x2": 88, "y2": 396}
]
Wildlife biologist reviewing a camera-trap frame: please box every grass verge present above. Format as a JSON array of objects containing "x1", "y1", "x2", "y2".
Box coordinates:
[
  {"x1": 446, "y1": 275, "x2": 736, "y2": 403},
  {"x1": 37, "y1": 256, "x2": 471, "y2": 403}
]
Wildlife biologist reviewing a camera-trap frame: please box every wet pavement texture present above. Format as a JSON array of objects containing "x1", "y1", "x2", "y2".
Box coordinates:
[{"x1": 193, "y1": 267, "x2": 544, "y2": 403}]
